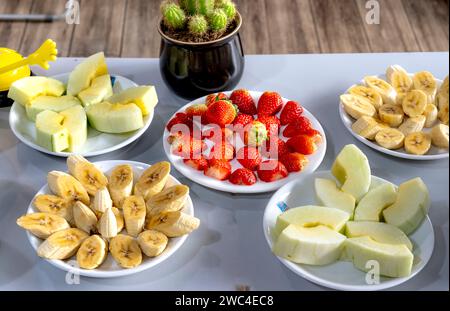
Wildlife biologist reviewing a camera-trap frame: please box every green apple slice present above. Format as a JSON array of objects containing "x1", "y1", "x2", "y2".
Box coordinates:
[
  {"x1": 107, "y1": 86, "x2": 158, "y2": 116},
  {"x1": 60, "y1": 105, "x2": 87, "y2": 152},
  {"x1": 315, "y1": 178, "x2": 356, "y2": 216},
  {"x1": 77, "y1": 74, "x2": 113, "y2": 107},
  {"x1": 67, "y1": 52, "x2": 108, "y2": 96},
  {"x1": 35, "y1": 110, "x2": 69, "y2": 152},
  {"x1": 343, "y1": 236, "x2": 414, "y2": 278},
  {"x1": 383, "y1": 178, "x2": 430, "y2": 235},
  {"x1": 273, "y1": 225, "x2": 347, "y2": 265},
  {"x1": 26, "y1": 95, "x2": 81, "y2": 121},
  {"x1": 332, "y1": 144, "x2": 371, "y2": 202},
  {"x1": 354, "y1": 183, "x2": 397, "y2": 222},
  {"x1": 86, "y1": 102, "x2": 144, "y2": 133},
  {"x1": 8, "y1": 76, "x2": 65, "y2": 106},
  {"x1": 345, "y1": 221, "x2": 413, "y2": 251}
]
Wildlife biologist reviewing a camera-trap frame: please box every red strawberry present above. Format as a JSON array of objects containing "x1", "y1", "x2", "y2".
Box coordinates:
[
  {"x1": 209, "y1": 142, "x2": 235, "y2": 161},
  {"x1": 229, "y1": 168, "x2": 257, "y2": 186},
  {"x1": 261, "y1": 136, "x2": 289, "y2": 159},
  {"x1": 257, "y1": 160, "x2": 288, "y2": 182},
  {"x1": 286, "y1": 135, "x2": 317, "y2": 155},
  {"x1": 282, "y1": 116, "x2": 313, "y2": 138},
  {"x1": 168, "y1": 134, "x2": 206, "y2": 159},
  {"x1": 166, "y1": 113, "x2": 193, "y2": 132},
  {"x1": 204, "y1": 159, "x2": 232, "y2": 181},
  {"x1": 257, "y1": 92, "x2": 283, "y2": 117},
  {"x1": 280, "y1": 101, "x2": 304, "y2": 125},
  {"x1": 280, "y1": 153, "x2": 309, "y2": 172},
  {"x1": 185, "y1": 103, "x2": 208, "y2": 119},
  {"x1": 257, "y1": 115, "x2": 280, "y2": 138},
  {"x1": 230, "y1": 89, "x2": 257, "y2": 115},
  {"x1": 183, "y1": 157, "x2": 209, "y2": 171},
  {"x1": 236, "y1": 146, "x2": 262, "y2": 171},
  {"x1": 233, "y1": 114, "x2": 254, "y2": 127},
  {"x1": 206, "y1": 92, "x2": 228, "y2": 107},
  {"x1": 205, "y1": 100, "x2": 237, "y2": 127},
  {"x1": 203, "y1": 126, "x2": 234, "y2": 144}
]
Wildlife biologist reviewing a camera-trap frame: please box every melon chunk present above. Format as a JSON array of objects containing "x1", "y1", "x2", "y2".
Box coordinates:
[
  {"x1": 77, "y1": 74, "x2": 113, "y2": 107},
  {"x1": 315, "y1": 178, "x2": 356, "y2": 216},
  {"x1": 60, "y1": 105, "x2": 87, "y2": 151},
  {"x1": 35, "y1": 110, "x2": 69, "y2": 152},
  {"x1": 26, "y1": 95, "x2": 81, "y2": 121},
  {"x1": 86, "y1": 102, "x2": 144, "y2": 133},
  {"x1": 8, "y1": 76, "x2": 65, "y2": 106},
  {"x1": 354, "y1": 183, "x2": 397, "y2": 221},
  {"x1": 107, "y1": 86, "x2": 158, "y2": 116},
  {"x1": 67, "y1": 52, "x2": 108, "y2": 96}
]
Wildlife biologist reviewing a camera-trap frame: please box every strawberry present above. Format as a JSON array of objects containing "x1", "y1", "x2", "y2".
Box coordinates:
[
  {"x1": 168, "y1": 134, "x2": 206, "y2": 159},
  {"x1": 282, "y1": 116, "x2": 313, "y2": 138},
  {"x1": 257, "y1": 115, "x2": 280, "y2": 138},
  {"x1": 209, "y1": 142, "x2": 235, "y2": 161},
  {"x1": 233, "y1": 113, "x2": 254, "y2": 128},
  {"x1": 261, "y1": 136, "x2": 289, "y2": 159},
  {"x1": 230, "y1": 89, "x2": 257, "y2": 115},
  {"x1": 280, "y1": 153, "x2": 309, "y2": 172},
  {"x1": 206, "y1": 92, "x2": 228, "y2": 107},
  {"x1": 257, "y1": 91, "x2": 283, "y2": 117},
  {"x1": 205, "y1": 100, "x2": 237, "y2": 127},
  {"x1": 280, "y1": 101, "x2": 303, "y2": 125},
  {"x1": 185, "y1": 103, "x2": 208, "y2": 119},
  {"x1": 257, "y1": 160, "x2": 288, "y2": 182},
  {"x1": 204, "y1": 159, "x2": 232, "y2": 181},
  {"x1": 236, "y1": 146, "x2": 262, "y2": 171},
  {"x1": 286, "y1": 135, "x2": 318, "y2": 155},
  {"x1": 166, "y1": 113, "x2": 193, "y2": 132},
  {"x1": 229, "y1": 168, "x2": 257, "y2": 186},
  {"x1": 183, "y1": 157, "x2": 209, "y2": 171},
  {"x1": 241, "y1": 121, "x2": 268, "y2": 146}
]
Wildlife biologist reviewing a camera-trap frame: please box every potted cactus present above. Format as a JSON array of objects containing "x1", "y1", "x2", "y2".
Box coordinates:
[{"x1": 158, "y1": 0, "x2": 244, "y2": 99}]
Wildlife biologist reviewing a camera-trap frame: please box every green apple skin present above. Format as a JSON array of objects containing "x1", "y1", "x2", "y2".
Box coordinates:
[
  {"x1": 8, "y1": 76, "x2": 65, "y2": 106},
  {"x1": 331, "y1": 144, "x2": 371, "y2": 202},
  {"x1": 273, "y1": 225, "x2": 347, "y2": 265},
  {"x1": 26, "y1": 95, "x2": 81, "y2": 121},
  {"x1": 60, "y1": 105, "x2": 87, "y2": 152},
  {"x1": 86, "y1": 102, "x2": 144, "y2": 134},
  {"x1": 383, "y1": 178, "x2": 430, "y2": 235},
  {"x1": 35, "y1": 110, "x2": 69, "y2": 152},
  {"x1": 67, "y1": 52, "x2": 108, "y2": 96},
  {"x1": 107, "y1": 86, "x2": 158, "y2": 116},
  {"x1": 77, "y1": 74, "x2": 113, "y2": 107},
  {"x1": 354, "y1": 183, "x2": 397, "y2": 222},
  {"x1": 343, "y1": 236, "x2": 413, "y2": 278},
  {"x1": 315, "y1": 178, "x2": 356, "y2": 216},
  {"x1": 345, "y1": 221, "x2": 413, "y2": 251}
]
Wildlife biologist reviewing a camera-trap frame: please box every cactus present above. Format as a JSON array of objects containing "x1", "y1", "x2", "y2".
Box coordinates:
[
  {"x1": 220, "y1": 0, "x2": 236, "y2": 20},
  {"x1": 161, "y1": 1, "x2": 187, "y2": 29},
  {"x1": 208, "y1": 8, "x2": 228, "y2": 32},
  {"x1": 180, "y1": 0, "x2": 214, "y2": 15},
  {"x1": 188, "y1": 15, "x2": 208, "y2": 35}
]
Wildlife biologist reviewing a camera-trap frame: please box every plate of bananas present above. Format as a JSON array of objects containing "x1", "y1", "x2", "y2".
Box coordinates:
[
  {"x1": 339, "y1": 65, "x2": 449, "y2": 160},
  {"x1": 17, "y1": 156, "x2": 200, "y2": 278}
]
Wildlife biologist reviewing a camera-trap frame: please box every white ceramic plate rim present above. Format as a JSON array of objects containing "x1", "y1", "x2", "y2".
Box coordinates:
[
  {"x1": 25, "y1": 160, "x2": 194, "y2": 278},
  {"x1": 163, "y1": 91, "x2": 327, "y2": 194}
]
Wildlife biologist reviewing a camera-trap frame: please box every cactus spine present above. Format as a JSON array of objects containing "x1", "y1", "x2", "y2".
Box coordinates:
[
  {"x1": 188, "y1": 15, "x2": 208, "y2": 35},
  {"x1": 161, "y1": 1, "x2": 186, "y2": 29},
  {"x1": 220, "y1": 0, "x2": 236, "y2": 20},
  {"x1": 180, "y1": 0, "x2": 214, "y2": 15},
  {"x1": 208, "y1": 8, "x2": 228, "y2": 32}
]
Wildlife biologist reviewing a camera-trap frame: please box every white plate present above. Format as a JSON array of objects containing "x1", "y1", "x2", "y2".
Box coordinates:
[
  {"x1": 263, "y1": 171, "x2": 435, "y2": 291},
  {"x1": 25, "y1": 160, "x2": 194, "y2": 278},
  {"x1": 163, "y1": 91, "x2": 327, "y2": 194},
  {"x1": 9, "y1": 74, "x2": 154, "y2": 157}
]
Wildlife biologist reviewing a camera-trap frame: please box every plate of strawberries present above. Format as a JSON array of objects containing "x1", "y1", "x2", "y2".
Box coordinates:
[{"x1": 163, "y1": 90, "x2": 327, "y2": 194}]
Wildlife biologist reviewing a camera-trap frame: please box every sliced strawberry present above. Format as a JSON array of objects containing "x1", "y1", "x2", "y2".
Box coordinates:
[
  {"x1": 280, "y1": 101, "x2": 304, "y2": 125},
  {"x1": 257, "y1": 115, "x2": 280, "y2": 138},
  {"x1": 261, "y1": 136, "x2": 289, "y2": 159},
  {"x1": 168, "y1": 134, "x2": 206, "y2": 159},
  {"x1": 203, "y1": 126, "x2": 234, "y2": 144},
  {"x1": 230, "y1": 89, "x2": 257, "y2": 115},
  {"x1": 280, "y1": 153, "x2": 309, "y2": 172},
  {"x1": 185, "y1": 103, "x2": 208, "y2": 119},
  {"x1": 229, "y1": 168, "x2": 257, "y2": 186},
  {"x1": 236, "y1": 146, "x2": 262, "y2": 171},
  {"x1": 257, "y1": 91, "x2": 283, "y2": 117},
  {"x1": 204, "y1": 159, "x2": 232, "y2": 181},
  {"x1": 209, "y1": 142, "x2": 235, "y2": 161},
  {"x1": 257, "y1": 160, "x2": 288, "y2": 182},
  {"x1": 282, "y1": 116, "x2": 313, "y2": 138},
  {"x1": 206, "y1": 92, "x2": 228, "y2": 107},
  {"x1": 183, "y1": 157, "x2": 209, "y2": 171},
  {"x1": 286, "y1": 135, "x2": 317, "y2": 155},
  {"x1": 233, "y1": 113, "x2": 254, "y2": 127},
  {"x1": 205, "y1": 100, "x2": 237, "y2": 127},
  {"x1": 166, "y1": 113, "x2": 193, "y2": 132}
]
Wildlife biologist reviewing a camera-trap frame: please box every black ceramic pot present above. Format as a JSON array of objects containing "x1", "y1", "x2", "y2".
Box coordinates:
[{"x1": 158, "y1": 13, "x2": 244, "y2": 100}]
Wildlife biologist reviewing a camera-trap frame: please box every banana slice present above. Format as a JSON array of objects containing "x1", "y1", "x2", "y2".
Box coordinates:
[
  {"x1": 123, "y1": 196, "x2": 146, "y2": 237},
  {"x1": 73, "y1": 201, "x2": 97, "y2": 234},
  {"x1": 137, "y1": 230, "x2": 168, "y2": 257},
  {"x1": 340, "y1": 94, "x2": 377, "y2": 120},
  {"x1": 109, "y1": 234, "x2": 142, "y2": 268},
  {"x1": 438, "y1": 102, "x2": 449, "y2": 125},
  {"x1": 398, "y1": 116, "x2": 426, "y2": 136},
  {"x1": 437, "y1": 76, "x2": 449, "y2": 110},
  {"x1": 364, "y1": 76, "x2": 397, "y2": 105},
  {"x1": 76, "y1": 235, "x2": 108, "y2": 270},
  {"x1": 352, "y1": 116, "x2": 383, "y2": 140},
  {"x1": 413, "y1": 71, "x2": 437, "y2": 105},
  {"x1": 375, "y1": 128, "x2": 405, "y2": 150},
  {"x1": 423, "y1": 104, "x2": 438, "y2": 128},
  {"x1": 108, "y1": 164, "x2": 133, "y2": 208},
  {"x1": 379, "y1": 104, "x2": 404, "y2": 127},
  {"x1": 92, "y1": 188, "x2": 113, "y2": 214},
  {"x1": 431, "y1": 124, "x2": 449, "y2": 149},
  {"x1": 112, "y1": 207, "x2": 124, "y2": 232},
  {"x1": 17, "y1": 213, "x2": 70, "y2": 239},
  {"x1": 67, "y1": 155, "x2": 108, "y2": 196},
  {"x1": 348, "y1": 85, "x2": 383, "y2": 109},
  {"x1": 386, "y1": 65, "x2": 409, "y2": 83},
  {"x1": 47, "y1": 171, "x2": 90, "y2": 205},
  {"x1": 37, "y1": 228, "x2": 89, "y2": 260},
  {"x1": 134, "y1": 162, "x2": 171, "y2": 200},
  {"x1": 390, "y1": 69, "x2": 413, "y2": 104},
  {"x1": 402, "y1": 90, "x2": 427, "y2": 117},
  {"x1": 146, "y1": 211, "x2": 200, "y2": 238},
  {"x1": 97, "y1": 208, "x2": 118, "y2": 239},
  {"x1": 146, "y1": 185, "x2": 189, "y2": 217},
  {"x1": 33, "y1": 194, "x2": 73, "y2": 224},
  {"x1": 404, "y1": 132, "x2": 431, "y2": 155}
]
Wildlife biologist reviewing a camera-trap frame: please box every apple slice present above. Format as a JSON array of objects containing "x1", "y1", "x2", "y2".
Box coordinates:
[
  {"x1": 107, "y1": 86, "x2": 158, "y2": 116},
  {"x1": 315, "y1": 178, "x2": 356, "y2": 216},
  {"x1": 273, "y1": 225, "x2": 346, "y2": 265},
  {"x1": 383, "y1": 178, "x2": 430, "y2": 235},
  {"x1": 332, "y1": 144, "x2": 371, "y2": 202},
  {"x1": 343, "y1": 236, "x2": 413, "y2": 278},
  {"x1": 60, "y1": 105, "x2": 87, "y2": 152},
  {"x1": 8, "y1": 76, "x2": 65, "y2": 106},
  {"x1": 77, "y1": 74, "x2": 113, "y2": 107},
  {"x1": 26, "y1": 95, "x2": 81, "y2": 121},
  {"x1": 354, "y1": 183, "x2": 397, "y2": 221},
  {"x1": 86, "y1": 102, "x2": 144, "y2": 133},
  {"x1": 35, "y1": 110, "x2": 69, "y2": 152},
  {"x1": 345, "y1": 221, "x2": 413, "y2": 251},
  {"x1": 67, "y1": 52, "x2": 108, "y2": 96}
]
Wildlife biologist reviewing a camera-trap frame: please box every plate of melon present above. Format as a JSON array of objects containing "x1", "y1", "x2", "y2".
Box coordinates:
[
  {"x1": 8, "y1": 52, "x2": 158, "y2": 157},
  {"x1": 263, "y1": 144, "x2": 434, "y2": 291}
]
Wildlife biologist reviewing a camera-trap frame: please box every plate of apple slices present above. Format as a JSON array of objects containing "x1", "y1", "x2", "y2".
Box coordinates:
[
  {"x1": 9, "y1": 52, "x2": 158, "y2": 157},
  {"x1": 263, "y1": 144, "x2": 434, "y2": 291}
]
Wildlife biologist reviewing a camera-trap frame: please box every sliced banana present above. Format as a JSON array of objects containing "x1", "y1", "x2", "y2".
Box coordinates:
[
  {"x1": 438, "y1": 102, "x2": 449, "y2": 125},
  {"x1": 352, "y1": 116, "x2": 383, "y2": 140},
  {"x1": 386, "y1": 65, "x2": 409, "y2": 83},
  {"x1": 437, "y1": 76, "x2": 449, "y2": 110},
  {"x1": 134, "y1": 162, "x2": 171, "y2": 200},
  {"x1": 146, "y1": 211, "x2": 200, "y2": 238},
  {"x1": 404, "y1": 132, "x2": 432, "y2": 155},
  {"x1": 423, "y1": 104, "x2": 438, "y2": 128},
  {"x1": 67, "y1": 155, "x2": 108, "y2": 196},
  {"x1": 76, "y1": 235, "x2": 108, "y2": 270},
  {"x1": 379, "y1": 104, "x2": 404, "y2": 127},
  {"x1": 47, "y1": 171, "x2": 90, "y2": 205},
  {"x1": 146, "y1": 185, "x2": 189, "y2": 217},
  {"x1": 390, "y1": 69, "x2": 413, "y2": 104},
  {"x1": 348, "y1": 85, "x2": 383, "y2": 109},
  {"x1": 97, "y1": 208, "x2": 118, "y2": 239},
  {"x1": 364, "y1": 76, "x2": 397, "y2": 105},
  {"x1": 431, "y1": 124, "x2": 449, "y2": 149},
  {"x1": 109, "y1": 234, "x2": 142, "y2": 268},
  {"x1": 92, "y1": 187, "x2": 113, "y2": 214},
  {"x1": 398, "y1": 116, "x2": 426, "y2": 136},
  {"x1": 16, "y1": 213, "x2": 70, "y2": 239},
  {"x1": 137, "y1": 230, "x2": 168, "y2": 257},
  {"x1": 340, "y1": 94, "x2": 377, "y2": 120},
  {"x1": 375, "y1": 128, "x2": 405, "y2": 150},
  {"x1": 37, "y1": 228, "x2": 89, "y2": 260},
  {"x1": 402, "y1": 90, "x2": 427, "y2": 117},
  {"x1": 413, "y1": 71, "x2": 437, "y2": 105},
  {"x1": 112, "y1": 207, "x2": 124, "y2": 232},
  {"x1": 108, "y1": 164, "x2": 133, "y2": 208},
  {"x1": 73, "y1": 201, "x2": 98, "y2": 234},
  {"x1": 123, "y1": 196, "x2": 146, "y2": 237},
  {"x1": 33, "y1": 194, "x2": 73, "y2": 224}
]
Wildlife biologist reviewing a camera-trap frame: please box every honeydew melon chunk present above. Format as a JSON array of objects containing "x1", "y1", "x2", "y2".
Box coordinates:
[
  {"x1": 343, "y1": 236, "x2": 414, "y2": 278},
  {"x1": 35, "y1": 110, "x2": 69, "y2": 152},
  {"x1": 26, "y1": 95, "x2": 81, "y2": 121},
  {"x1": 86, "y1": 102, "x2": 144, "y2": 134},
  {"x1": 332, "y1": 144, "x2": 371, "y2": 202},
  {"x1": 383, "y1": 178, "x2": 430, "y2": 235},
  {"x1": 77, "y1": 74, "x2": 113, "y2": 107},
  {"x1": 67, "y1": 52, "x2": 108, "y2": 96},
  {"x1": 345, "y1": 221, "x2": 413, "y2": 251},
  {"x1": 8, "y1": 76, "x2": 65, "y2": 106},
  {"x1": 273, "y1": 225, "x2": 347, "y2": 265},
  {"x1": 107, "y1": 86, "x2": 158, "y2": 116},
  {"x1": 60, "y1": 105, "x2": 87, "y2": 151},
  {"x1": 354, "y1": 183, "x2": 397, "y2": 222},
  {"x1": 315, "y1": 178, "x2": 356, "y2": 216}
]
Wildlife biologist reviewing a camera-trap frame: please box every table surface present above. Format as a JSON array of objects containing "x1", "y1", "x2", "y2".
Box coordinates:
[{"x1": 0, "y1": 53, "x2": 448, "y2": 291}]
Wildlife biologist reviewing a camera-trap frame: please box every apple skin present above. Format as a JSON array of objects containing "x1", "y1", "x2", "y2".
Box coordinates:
[
  {"x1": 354, "y1": 183, "x2": 397, "y2": 222},
  {"x1": 315, "y1": 178, "x2": 356, "y2": 216}
]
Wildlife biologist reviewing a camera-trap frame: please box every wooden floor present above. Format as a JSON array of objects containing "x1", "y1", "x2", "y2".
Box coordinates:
[{"x1": 0, "y1": 0, "x2": 448, "y2": 57}]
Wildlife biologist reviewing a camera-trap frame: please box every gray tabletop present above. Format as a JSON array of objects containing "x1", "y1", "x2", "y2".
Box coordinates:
[{"x1": 0, "y1": 53, "x2": 448, "y2": 291}]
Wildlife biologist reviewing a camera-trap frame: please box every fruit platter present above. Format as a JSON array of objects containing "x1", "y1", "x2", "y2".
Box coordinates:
[
  {"x1": 163, "y1": 90, "x2": 327, "y2": 193},
  {"x1": 339, "y1": 65, "x2": 449, "y2": 160},
  {"x1": 8, "y1": 52, "x2": 158, "y2": 157},
  {"x1": 17, "y1": 156, "x2": 199, "y2": 278},
  {"x1": 263, "y1": 145, "x2": 434, "y2": 290}
]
